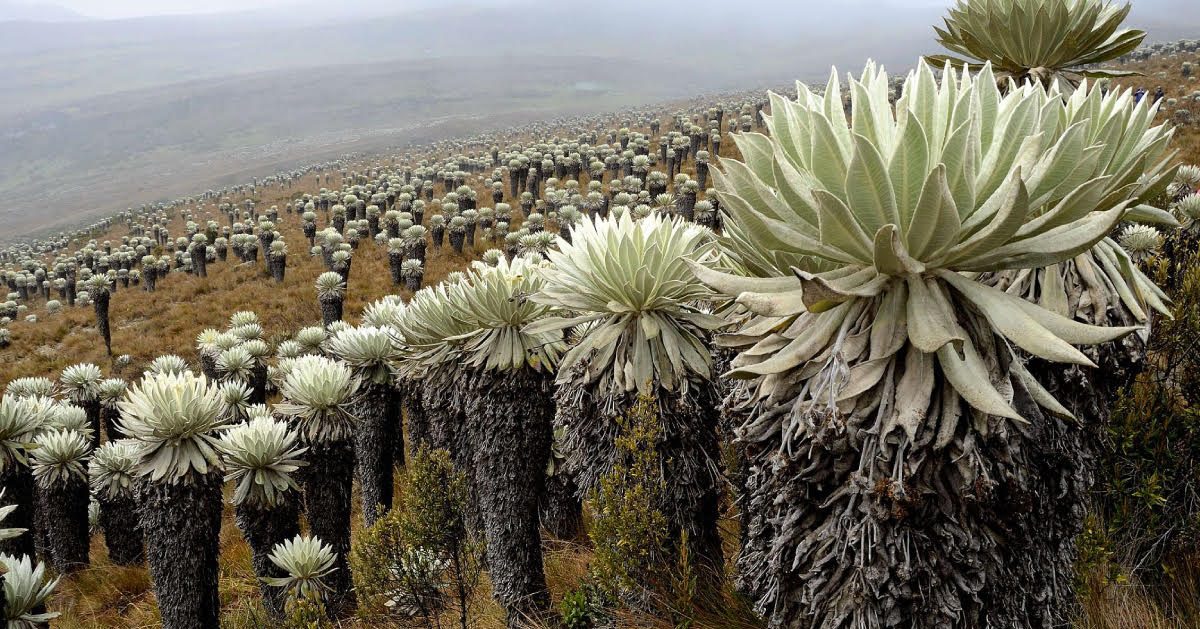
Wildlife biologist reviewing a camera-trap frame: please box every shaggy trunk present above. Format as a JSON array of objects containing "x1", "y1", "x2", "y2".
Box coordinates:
[
  {"x1": 100, "y1": 405, "x2": 124, "y2": 442},
  {"x1": 355, "y1": 382, "x2": 398, "y2": 526},
  {"x1": 540, "y1": 471, "x2": 584, "y2": 541},
  {"x1": 301, "y1": 440, "x2": 357, "y2": 616},
  {"x1": 404, "y1": 383, "x2": 430, "y2": 457},
  {"x1": 249, "y1": 364, "x2": 269, "y2": 405},
  {"x1": 66, "y1": 272, "x2": 76, "y2": 305},
  {"x1": 270, "y1": 256, "x2": 286, "y2": 283},
  {"x1": 390, "y1": 382, "x2": 405, "y2": 469},
  {"x1": 319, "y1": 294, "x2": 344, "y2": 328},
  {"x1": 556, "y1": 380, "x2": 725, "y2": 589},
  {"x1": 98, "y1": 492, "x2": 144, "y2": 566},
  {"x1": 409, "y1": 241, "x2": 427, "y2": 264},
  {"x1": 82, "y1": 399, "x2": 102, "y2": 450},
  {"x1": 95, "y1": 290, "x2": 112, "y2": 355},
  {"x1": 678, "y1": 192, "x2": 697, "y2": 222},
  {"x1": 465, "y1": 369, "x2": 556, "y2": 627},
  {"x1": 734, "y1": 329, "x2": 1143, "y2": 628},
  {"x1": 0, "y1": 466, "x2": 36, "y2": 559},
  {"x1": 713, "y1": 349, "x2": 752, "y2": 548},
  {"x1": 199, "y1": 353, "x2": 219, "y2": 381},
  {"x1": 235, "y1": 499, "x2": 301, "y2": 619},
  {"x1": 140, "y1": 471, "x2": 223, "y2": 629},
  {"x1": 405, "y1": 274, "x2": 423, "y2": 292},
  {"x1": 422, "y1": 380, "x2": 482, "y2": 534},
  {"x1": 450, "y1": 231, "x2": 465, "y2": 254},
  {"x1": 388, "y1": 252, "x2": 404, "y2": 285},
  {"x1": 192, "y1": 246, "x2": 207, "y2": 278}
]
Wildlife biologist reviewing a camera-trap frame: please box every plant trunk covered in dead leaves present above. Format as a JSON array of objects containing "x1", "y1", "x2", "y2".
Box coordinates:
[
  {"x1": 555, "y1": 377, "x2": 725, "y2": 588},
  {"x1": 139, "y1": 472, "x2": 223, "y2": 629},
  {"x1": 354, "y1": 381, "x2": 397, "y2": 527},
  {"x1": 0, "y1": 466, "x2": 36, "y2": 559},
  {"x1": 463, "y1": 367, "x2": 555, "y2": 628},
  {"x1": 301, "y1": 439, "x2": 357, "y2": 616},
  {"x1": 735, "y1": 316, "x2": 1144, "y2": 629},
  {"x1": 98, "y1": 492, "x2": 144, "y2": 566}
]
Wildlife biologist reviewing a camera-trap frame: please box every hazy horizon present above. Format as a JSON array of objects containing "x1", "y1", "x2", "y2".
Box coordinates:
[{"x1": 6, "y1": 0, "x2": 955, "y2": 21}]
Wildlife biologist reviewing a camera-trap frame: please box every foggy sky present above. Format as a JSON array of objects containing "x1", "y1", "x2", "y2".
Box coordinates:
[
  {"x1": 41, "y1": 0, "x2": 953, "y2": 20},
  {"x1": 32, "y1": 0, "x2": 515, "y2": 19}
]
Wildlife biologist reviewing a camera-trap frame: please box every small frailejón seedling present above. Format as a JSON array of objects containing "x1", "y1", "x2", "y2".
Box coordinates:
[
  {"x1": 694, "y1": 60, "x2": 1171, "y2": 627},
  {"x1": 264, "y1": 534, "x2": 338, "y2": 612}
]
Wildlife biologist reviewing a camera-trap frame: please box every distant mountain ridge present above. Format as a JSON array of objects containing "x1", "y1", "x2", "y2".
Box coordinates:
[{"x1": 0, "y1": 0, "x2": 84, "y2": 22}]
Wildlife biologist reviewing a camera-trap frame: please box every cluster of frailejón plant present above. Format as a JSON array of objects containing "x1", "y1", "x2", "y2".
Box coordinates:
[
  {"x1": 218, "y1": 416, "x2": 308, "y2": 507},
  {"x1": 700, "y1": 60, "x2": 1153, "y2": 436},
  {"x1": 926, "y1": 0, "x2": 1146, "y2": 89},
  {"x1": 529, "y1": 212, "x2": 723, "y2": 396},
  {"x1": 116, "y1": 372, "x2": 227, "y2": 482},
  {"x1": 695, "y1": 59, "x2": 1173, "y2": 627}
]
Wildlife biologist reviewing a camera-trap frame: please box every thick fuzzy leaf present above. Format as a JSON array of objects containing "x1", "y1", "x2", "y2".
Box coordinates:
[
  {"x1": 906, "y1": 275, "x2": 965, "y2": 353},
  {"x1": 938, "y1": 270, "x2": 1095, "y2": 366},
  {"x1": 937, "y1": 340, "x2": 1023, "y2": 421}
]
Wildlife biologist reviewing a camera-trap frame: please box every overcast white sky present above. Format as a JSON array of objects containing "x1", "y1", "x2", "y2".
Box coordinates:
[
  {"x1": 56, "y1": 0, "x2": 345, "y2": 18},
  {"x1": 43, "y1": 0, "x2": 951, "y2": 19},
  {"x1": 37, "y1": 0, "x2": 490, "y2": 18}
]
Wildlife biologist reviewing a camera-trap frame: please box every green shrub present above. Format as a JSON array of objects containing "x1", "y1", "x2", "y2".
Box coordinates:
[
  {"x1": 1090, "y1": 245, "x2": 1200, "y2": 595},
  {"x1": 560, "y1": 584, "x2": 610, "y2": 629},
  {"x1": 586, "y1": 393, "x2": 700, "y2": 624},
  {"x1": 352, "y1": 446, "x2": 483, "y2": 628},
  {"x1": 588, "y1": 394, "x2": 670, "y2": 606},
  {"x1": 281, "y1": 591, "x2": 330, "y2": 629}
]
